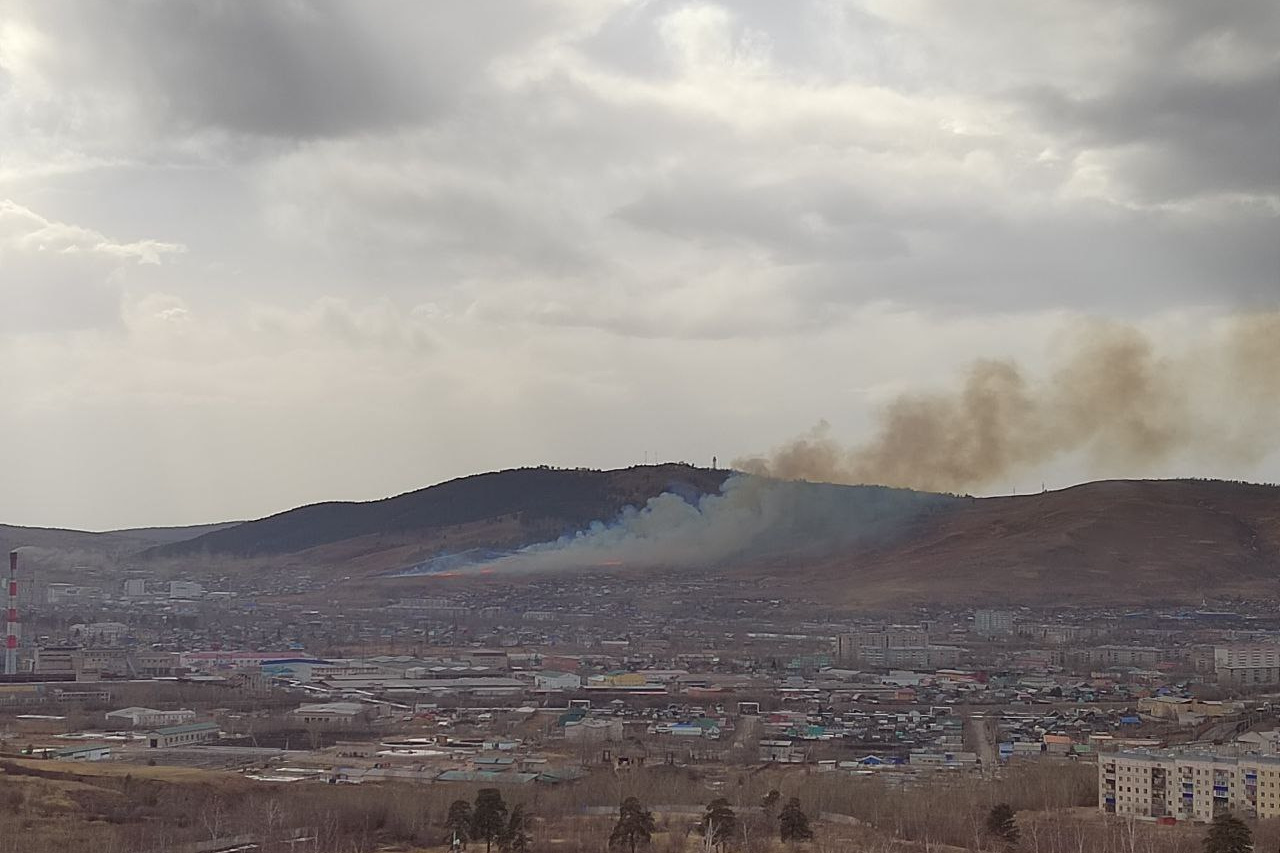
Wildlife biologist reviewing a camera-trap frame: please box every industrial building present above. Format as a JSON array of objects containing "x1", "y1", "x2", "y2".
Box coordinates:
[
  {"x1": 146, "y1": 722, "x2": 220, "y2": 748},
  {"x1": 106, "y1": 707, "x2": 197, "y2": 728}
]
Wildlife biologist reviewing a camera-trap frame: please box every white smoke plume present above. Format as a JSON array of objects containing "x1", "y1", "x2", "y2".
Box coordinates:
[{"x1": 447, "y1": 474, "x2": 953, "y2": 574}]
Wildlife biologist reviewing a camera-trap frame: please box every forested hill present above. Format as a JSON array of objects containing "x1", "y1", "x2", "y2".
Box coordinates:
[{"x1": 150, "y1": 464, "x2": 731, "y2": 558}]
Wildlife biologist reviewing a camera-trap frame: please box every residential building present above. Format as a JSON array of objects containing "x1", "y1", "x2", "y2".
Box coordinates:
[
  {"x1": 1100, "y1": 749, "x2": 1280, "y2": 821},
  {"x1": 1073, "y1": 645, "x2": 1161, "y2": 669},
  {"x1": 759, "y1": 739, "x2": 806, "y2": 763},
  {"x1": 836, "y1": 626, "x2": 930, "y2": 663},
  {"x1": 858, "y1": 645, "x2": 963, "y2": 669},
  {"x1": 973, "y1": 609, "x2": 1015, "y2": 636},
  {"x1": 122, "y1": 579, "x2": 147, "y2": 597},
  {"x1": 1214, "y1": 645, "x2": 1280, "y2": 686}
]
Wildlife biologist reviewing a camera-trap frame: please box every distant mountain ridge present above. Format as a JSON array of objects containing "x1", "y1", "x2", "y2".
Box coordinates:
[
  {"x1": 150, "y1": 464, "x2": 731, "y2": 559},
  {"x1": 4, "y1": 469, "x2": 1278, "y2": 606},
  {"x1": 0, "y1": 521, "x2": 237, "y2": 559}
]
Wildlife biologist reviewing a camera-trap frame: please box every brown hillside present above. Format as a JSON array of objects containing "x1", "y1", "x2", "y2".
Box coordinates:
[
  {"x1": 152, "y1": 463, "x2": 731, "y2": 560},
  {"x1": 807, "y1": 479, "x2": 1280, "y2": 606}
]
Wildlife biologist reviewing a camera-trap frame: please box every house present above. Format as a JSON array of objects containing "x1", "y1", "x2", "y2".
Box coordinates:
[
  {"x1": 147, "y1": 722, "x2": 220, "y2": 748},
  {"x1": 759, "y1": 739, "x2": 806, "y2": 763}
]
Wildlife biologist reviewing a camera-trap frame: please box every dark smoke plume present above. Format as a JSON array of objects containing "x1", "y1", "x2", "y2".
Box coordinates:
[{"x1": 736, "y1": 312, "x2": 1280, "y2": 493}]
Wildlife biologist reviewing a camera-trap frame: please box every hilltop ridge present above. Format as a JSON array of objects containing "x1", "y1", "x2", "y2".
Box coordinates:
[{"x1": 4, "y1": 470, "x2": 1278, "y2": 606}]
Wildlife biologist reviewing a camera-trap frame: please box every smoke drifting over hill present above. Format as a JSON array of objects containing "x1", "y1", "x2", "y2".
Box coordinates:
[
  {"x1": 400, "y1": 475, "x2": 954, "y2": 575},
  {"x1": 736, "y1": 312, "x2": 1280, "y2": 493},
  {"x1": 405, "y1": 312, "x2": 1278, "y2": 578}
]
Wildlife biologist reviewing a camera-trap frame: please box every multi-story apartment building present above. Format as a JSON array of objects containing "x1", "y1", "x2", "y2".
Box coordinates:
[
  {"x1": 973, "y1": 609, "x2": 1015, "y2": 636},
  {"x1": 859, "y1": 645, "x2": 963, "y2": 668},
  {"x1": 836, "y1": 626, "x2": 929, "y2": 662},
  {"x1": 1214, "y1": 644, "x2": 1280, "y2": 686},
  {"x1": 1100, "y1": 750, "x2": 1280, "y2": 822},
  {"x1": 1072, "y1": 645, "x2": 1161, "y2": 669}
]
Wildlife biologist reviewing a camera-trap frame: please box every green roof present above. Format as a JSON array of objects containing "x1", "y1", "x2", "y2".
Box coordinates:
[{"x1": 151, "y1": 722, "x2": 219, "y2": 735}]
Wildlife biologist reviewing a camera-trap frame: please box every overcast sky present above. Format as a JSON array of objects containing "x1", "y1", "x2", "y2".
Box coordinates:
[{"x1": 1, "y1": 0, "x2": 1277, "y2": 530}]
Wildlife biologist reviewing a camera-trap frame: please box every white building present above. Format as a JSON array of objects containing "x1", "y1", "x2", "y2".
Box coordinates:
[
  {"x1": 564, "y1": 718, "x2": 622, "y2": 742},
  {"x1": 973, "y1": 609, "x2": 1016, "y2": 636},
  {"x1": 70, "y1": 622, "x2": 130, "y2": 645},
  {"x1": 1214, "y1": 644, "x2": 1280, "y2": 686},
  {"x1": 533, "y1": 671, "x2": 582, "y2": 691},
  {"x1": 1101, "y1": 749, "x2": 1280, "y2": 821},
  {"x1": 168, "y1": 581, "x2": 205, "y2": 599},
  {"x1": 292, "y1": 701, "x2": 370, "y2": 728},
  {"x1": 123, "y1": 579, "x2": 147, "y2": 597},
  {"x1": 106, "y1": 707, "x2": 197, "y2": 728},
  {"x1": 46, "y1": 584, "x2": 101, "y2": 605}
]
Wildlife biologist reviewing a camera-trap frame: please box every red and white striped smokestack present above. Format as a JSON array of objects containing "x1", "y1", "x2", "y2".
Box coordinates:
[{"x1": 5, "y1": 550, "x2": 17, "y2": 676}]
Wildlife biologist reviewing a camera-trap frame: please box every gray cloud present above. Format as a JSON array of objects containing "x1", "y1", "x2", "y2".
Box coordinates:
[
  {"x1": 0, "y1": 0, "x2": 1277, "y2": 528},
  {"x1": 5, "y1": 0, "x2": 583, "y2": 138},
  {"x1": 1024, "y1": 65, "x2": 1280, "y2": 203}
]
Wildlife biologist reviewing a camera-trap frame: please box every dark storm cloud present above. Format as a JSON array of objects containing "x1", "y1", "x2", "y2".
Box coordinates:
[
  {"x1": 1025, "y1": 66, "x2": 1280, "y2": 203},
  {"x1": 1017, "y1": 0, "x2": 1279, "y2": 203},
  {"x1": 15, "y1": 0, "x2": 569, "y2": 138}
]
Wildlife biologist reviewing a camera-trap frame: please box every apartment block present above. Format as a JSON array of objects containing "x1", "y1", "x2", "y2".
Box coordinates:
[
  {"x1": 1100, "y1": 749, "x2": 1280, "y2": 822},
  {"x1": 1072, "y1": 645, "x2": 1161, "y2": 669},
  {"x1": 836, "y1": 626, "x2": 929, "y2": 662},
  {"x1": 973, "y1": 609, "x2": 1015, "y2": 636},
  {"x1": 1214, "y1": 644, "x2": 1280, "y2": 686}
]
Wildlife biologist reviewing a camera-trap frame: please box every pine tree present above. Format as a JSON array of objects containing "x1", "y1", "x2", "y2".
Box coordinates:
[
  {"x1": 500, "y1": 804, "x2": 531, "y2": 853},
  {"x1": 985, "y1": 802, "x2": 1020, "y2": 846},
  {"x1": 1203, "y1": 811, "x2": 1253, "y2": 853},
  {"x1": 471, "y1": 788, "x2": 509, "y2": 853},
  {"x1": 779, "y1": 797, "x2": 814, "y2": 842},
  {"x1": 610, "y1": 797, "x2": 656, "y2": 852},
  {"x1": 700, "y1": 798, "x2": 737, "y2": 850},
  {"x1": 760, "y1": 789, "x2": 781, "y2": 818},
  {"x1": 446, "y1": 799, "x2": 473, "y2": 849}
]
